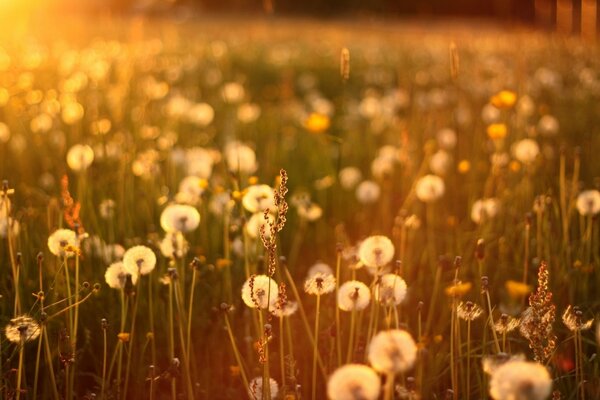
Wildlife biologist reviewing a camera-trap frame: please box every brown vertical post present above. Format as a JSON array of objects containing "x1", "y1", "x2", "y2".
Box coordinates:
[
  {"x1": 557, "y1": 0, "x2": 574, "y2": 33},
  {"x1": 581, "y1": 0, "x2": 597, "y2": 40}
]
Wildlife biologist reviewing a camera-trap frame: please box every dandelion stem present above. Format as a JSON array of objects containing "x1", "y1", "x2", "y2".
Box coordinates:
[
  {"x1": 279, "y1": 316, "x2": 286, "y2": 395},
  {"x1": 168, "y1": 281, "x2": 176, "y2": 400},
  {"x1": 384, "y1": 372, "x2": 395, "y2": 400},
  {"x1": 335, "y1": 250, "x2": 342, "y2": 367},
  {"x1": 224, "y1": 312, "x2": 250, "y2": 391},
  {"x1": 311, "y1": 294, "x2": 321, "y2": 400},
  {"x1": 101, "y1": 324, "x2": 107, "y2": 400},
  {"x1": 186, "y1": 267, "x2": 197, "y2": 358},
  {"x1": 15, "y1": 340, "x2": 24, "y2": 400},
  {"x1": 346, "y1": 308, "x2": 357, "y2": 364},
  {"x1": 466, "y1": 319, "x2": 471, "y2": 400},
  {"x1": 484, "y1": 292, "x2": 501, "y2": 354}
]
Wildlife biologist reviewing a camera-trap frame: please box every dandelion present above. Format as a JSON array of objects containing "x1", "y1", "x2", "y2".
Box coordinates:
[
  {"x1": 339, "y1": 166, "x2": 362, "y2": 190},
  {"x1": 222, "y1": 82, "x2": 245, "y2": 104},
  {"x1": 355, "y1": 180, "x2": 381, "y2": 204},
  {"x1": 338, "y1": 280, "x2": 371, "y2": 311},
  {"x1": 445, "y1": 281, "x2": 472, "y2": 297},
  {"x1": 237, "y1": 103, "x2": 261, "y2": 123},
  {"x1": 105, "y1": 261, "x2": 138, "y2": 289},
  {"x1": 490, "y1": 90, "x2": 517, "y2": 109},
  {"x1": 0, "y1": 217, "x2": 20, "y2": 238},
  {"x1": 98, "y1": 199, "x2": 116, "y2": 220},
  {"x1": 160, "y1": 204, "x2": 201, "y2": 233},
  {"x1": 482, "y1": 353, "x2": 524, "y2": 375},
  {"x1": 242, "y1": 184, "x2": 276, "y2": 213},
  {"x1": 537, "y1": 115, "x2": 559, "y2": 137},
  {"x1": 430, "y1": 150, "x2": 452, "y2": 176},
  {"x1": 176, "y1": 176, "x2": 206, "y2": 205},
  {"x1": 304, "y1": 272, "x2": 336, "y2": 296},
  {"x1": 297, "y1": 201, "x2": 323, "y2": 221},
  {"x1": 489, "y1": 360, "x2": 552, "y2": 400},
  {"x1": 304, "y1": 112, "x2": 330, "y2": 133},
  {"x1": 159, "y1": 232, "x2": 190, "y2": 259},
  {"x1": 225, "y1": 141, "x2": 258, "y2": 174},
  {"x1": 471, "y1": 198, "x2": 501, "y2": 224},
  {"x1": 47, "y1": 228, "x2": 79, "y2": 257},
  {"x1": 327, "y1": 364, "x2": 381, "y2": 400},
  {"x1": 415, "y1": 174, "x2": 445, "y2": 203},
  {"x1": 487, "y1": 123, "x2": 508, "y2": 140},
  {"x1": 495, "y1": 314, "x2": 520, "y2": 334},
  {"x1": 436, "y1": 128, "x2": 457, "y2": 150},
  {"x1": 368, "y1": 329, "x2": 417, "y2": 373},
  {"x1": 270, "y1": 300, "x2": 298, "y2": 318},
  {"x1": 245, "y1": 212, "x2": 275, "y2": 239},
  {"x1": 185, "y1": 147, "x2": 214, "y2": 178},
  {"x1": 575, "y1": 189, "x2": 600, "y2": 216},
  {"x1": 506, "y1": 280, "x2": 532, "y2": 299},
  {"x1": 241, "y1": 275, "x2": 279, "y2": 309},
  {"x1": 66, "y1": 144, "x2": 94, "y2": 172},
  {"x1": 373, "y1": 274, "x2": 407, "y2": 306},
  {"x1": 457, "y1": 301, "x2": 484, "y2": 321},
  {"x1": 248, "y1": 377, "x2": 279, "y2": 400},
  {"x1": 187, "y1": 102, "x2": 214, "y2": 127},
  {"x1": 358, "y1": 235, "x2": 395, "y2": 270},
  {"x1": 123, "y1": 245, "x2": 156, "y2": 276},
  {"x1": 5, "y1": 315, "x2": 41, "y2": 343},
  {"x1": 512, "y1": 139, "x2": 540, "y2": 165}
]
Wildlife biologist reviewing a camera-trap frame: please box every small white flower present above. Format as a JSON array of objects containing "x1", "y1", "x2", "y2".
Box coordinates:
[{"x1": 339, "y1": 167, "x2": 362, "y2": 190}]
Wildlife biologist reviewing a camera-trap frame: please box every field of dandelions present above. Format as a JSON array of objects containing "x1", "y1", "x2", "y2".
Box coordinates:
[{"x1": 0, "y1": 17, "x2": 600, "y2": 400}]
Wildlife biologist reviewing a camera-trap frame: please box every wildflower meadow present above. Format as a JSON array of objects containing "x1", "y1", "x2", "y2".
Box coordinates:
[{"x1": 0, "y1": 12, "x2": 599, "y2": 400}]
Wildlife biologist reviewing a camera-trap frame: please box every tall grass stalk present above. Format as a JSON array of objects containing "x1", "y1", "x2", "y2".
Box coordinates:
[{"x1": 311, "y1": 293, "x2": 322, "y2": 400}]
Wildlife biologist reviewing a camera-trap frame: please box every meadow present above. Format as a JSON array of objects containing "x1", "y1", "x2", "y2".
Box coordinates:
[{"x1": 0, "y1": 16, "x2": 599, "y2": 400}]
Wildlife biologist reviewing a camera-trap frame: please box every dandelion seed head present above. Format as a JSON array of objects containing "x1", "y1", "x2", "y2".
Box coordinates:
[
  {"x1": 185, "y1": 147, "x2": 214, "y2": 179},
  {"x1": 5, "y1": 315, "x2": 40, "y2": 343},
  {"x1": 237, "y1": 103, "x2": 261, "y2": 124},
  {"x1": 489, "y1": 360, "x2": 552, "y2": 400},
  {"x1": 47, "y1": 229, "x2": 79, "y2": 258},
  {"x1": 248, "y1": 377, "x2": 278, "y2": 400},
  {"x1": 123, "y1": 245, "x2": 156, "y2": 276},
  {"x1": 338, "y1": 280, "x2": 371, "y2": 311},
  {"x1": 241, "y1": 275, "x2": 279, "y2": 309},
  {"x1": 304, "y1": 272, "x2": 336, "y2": 296},
  {"x1": 66, "y1": 144, "x2": 94, "y2": 172},
  {"x1": 176, "y1": 176, "x2": 206, "y2": 205},
  {"x1": 436, "y1": 128, "x2": 457, "y2": 150},
  {"x1": 225, "y1": 141, "x2": 258, "y2": 174},
  {"x1": 373, "y1": 274, "x2": 407, "y2": 306},
  {"x1": 327, "y1": 364, "x2": 381, "y2": 400},
  {"x1": 368, "y1": 329, "x2": 417, "y2": 373},
  {"x1": 358, "y1": 235, "x2": 395, "y2": 270},
  {"x1": 355, "y1": 180, "x2": 381, "y2": 204},
  {"x1": 160, "y1": 204, "x2": 201, "y2": 233},
  {"x1": 159, "y1": 232, "x2": 190, "y2": 259},
  {"x1": 187, "y1": 102, "x2": 214, "y2": 127},
  {"x1": 415, "y1": 174, "x2": 445, "y2": 203},
  {"x1": 245, "y1": 212, "x2": 275, "y2": 239},
  {"x1": 339, "y1": 166, "x2": 362, "y2": 190},
  {"x1": 242, "y1": 184, "x2": 276, "y2": 213},
  {"x1": 430, "y1": 150, "x2": 452, "y2": 176},
  {"x1": 575, "y1": 190, "x2": 600, "y2": 216},
  {"x1": 457, "y1": 301, "x2": 484, "y2": 321},
  {"x1": 471, "y1": 198, "x2": 501, "y2": 224},
  {"x1": 494, "y1": 314, "x2": 520, "y2": 334},
  {"x1": 105, "y1": 261, "x2": 138, "y2": 289},
  {"x1": 513, "y1": 139, "x2": 540, "y2": 165},
  {"x1": 562, "y1": 305, "x2": 594, "y2": 332}
]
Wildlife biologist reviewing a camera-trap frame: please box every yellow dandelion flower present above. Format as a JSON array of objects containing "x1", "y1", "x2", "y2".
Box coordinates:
[
  {"x1": 458, "y1": 159, "x2": 471, "y2": 174},
  {"x1": 445, "y1": 281, "x2": 472, "y2": 298},
  {"x1": 487, "y1": 123, "x2": 507, "y2": 140},
  {"x1": 117, "y1": 332, "x2": 130, "y2": 343},
  {"x1": 304, "y1": 112, "x2": 330, "y2": 133},
  {"x1": 509, "y1": 160, "x2": 521, "y2": 172},
  {"x1": 490, "y1": 90, "x2": 517, "y2": 109},
  {"x1": 505, "y1": 280, "x2": 531, "y2": 299},
  {"x1": 248, "y1": 176, "x2": 259, "y2": 185}
]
